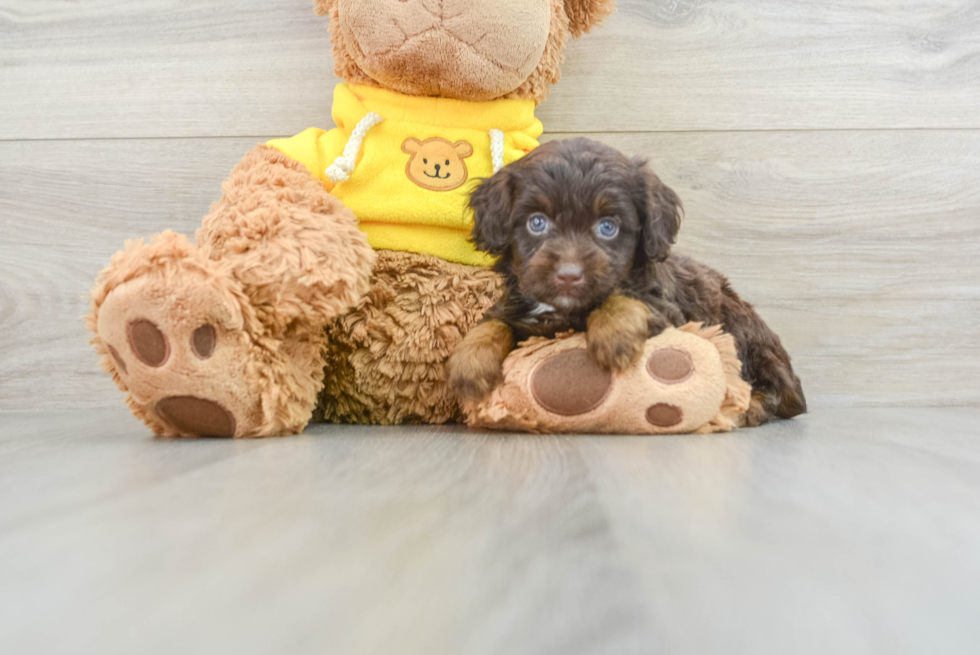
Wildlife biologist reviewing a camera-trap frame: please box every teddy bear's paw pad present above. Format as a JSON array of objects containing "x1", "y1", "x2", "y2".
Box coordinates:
[
  {"x1": 106, "y1": 344, "x2": 128, "y2": 374},
  {"x1": 128, "y1": 319, "x2": 170, "y2": 367},
  {"x1": 155, "y1": 396, "x2": 237, "y2": 438},
  {"x1": 115, "y1": 319, "x2": 219, "y2": 374},
  {"x1": 96, "y1": 272, "x2": 263, "y2": 438},
  {"x1": 530, "y1": 349, "x2": 612, "y2": 416},
  {"x1": 645, "y1": 403, "x2": 684, "y2": 428},
  {"x1": 646, "y1": 348, "x2": 694, "y2": 384},
  {"x1": 191, "y1": 324, "x2": 217, "y2": 359}
]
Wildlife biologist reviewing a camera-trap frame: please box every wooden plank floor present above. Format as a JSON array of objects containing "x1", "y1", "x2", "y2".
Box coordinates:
[{"x1": 2, "y1": 407, "x2": 979, "y2": 654}]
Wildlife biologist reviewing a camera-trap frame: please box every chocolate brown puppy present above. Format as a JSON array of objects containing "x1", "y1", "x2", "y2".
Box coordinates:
[{"x1": 447, "y1": 138, "x2": 806, "y2": 426}]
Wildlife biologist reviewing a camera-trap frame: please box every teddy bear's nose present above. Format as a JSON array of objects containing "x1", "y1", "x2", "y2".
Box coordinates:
[{"x1": 434, "y1": 163, "x2": 441, "y2": 172}]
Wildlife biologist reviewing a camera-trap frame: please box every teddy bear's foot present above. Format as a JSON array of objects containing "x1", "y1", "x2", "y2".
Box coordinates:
[
  {"x1": 89, "y1": 232, "x2": 319, "y2": 437},
  {"x1": 463, "y1": 324, "x2": 753, "y2": 435}
]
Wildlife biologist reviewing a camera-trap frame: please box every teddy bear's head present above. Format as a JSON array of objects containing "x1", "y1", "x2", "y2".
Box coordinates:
[{"x1": 312, "y1": 0, "x2": 616, "y2": 103}]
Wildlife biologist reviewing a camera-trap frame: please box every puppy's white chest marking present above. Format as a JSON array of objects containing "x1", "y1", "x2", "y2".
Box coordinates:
[{"x1": 525, "y1": 302, "x2": 556, "y2": 324}]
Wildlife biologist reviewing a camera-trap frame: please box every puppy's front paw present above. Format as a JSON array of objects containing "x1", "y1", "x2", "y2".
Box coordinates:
[
  {"x1": 587, "y1": 296, "x2": 650, "y2": 372},
  {"x1": 448, "y1": 353, "x2": 504, "y2": 403},
  {"x1": 447, "y1": 319, "x2": 513, "y2": 403},
  {"x1": 587, "y1": 326, "x2": 646, "y2": 372}
]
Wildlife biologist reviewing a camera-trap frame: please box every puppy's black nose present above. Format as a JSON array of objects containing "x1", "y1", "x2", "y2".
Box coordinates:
[{"x1": 555, "y1": 264, "x2": 584, "y2": 288}]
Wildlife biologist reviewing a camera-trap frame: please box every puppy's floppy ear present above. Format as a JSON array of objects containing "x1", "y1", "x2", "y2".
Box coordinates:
[
  {"x1": 469, "y1": 169, "x2": 516, "y2": 256},
  {"x1": 564, "y1": 0, "x2": 617, "y2": 37},
  {"x1": 632, "y1": 157, "x2": 683, "y2": 263}
]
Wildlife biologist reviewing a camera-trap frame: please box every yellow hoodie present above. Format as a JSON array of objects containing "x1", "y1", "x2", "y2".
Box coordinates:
[{"x1": 268, "y1": 84, "x2": 543, "y2": 267}]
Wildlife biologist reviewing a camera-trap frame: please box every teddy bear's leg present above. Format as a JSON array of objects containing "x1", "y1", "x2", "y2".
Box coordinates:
[
  {"x1": 463, "y1": 324, "x2": 753, "y2": 435},
  {"x1": 315, "y1": 251, "x2": 504, "y2": 425},
  {"x1": 88, "y1": 146, "x2": 374, "y2": 437}
]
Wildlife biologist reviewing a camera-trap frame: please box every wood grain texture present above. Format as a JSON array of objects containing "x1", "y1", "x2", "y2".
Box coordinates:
[
  {"x1": 1, "y1": 407, "x2": 979, "y2": 654},
  {"x1": 1, "y1": 132, "x2": 977, "y2": 410},
  {"x1": 3, "y1": 0, "x2": 980, "y2": 140},
  {"x1": 0, "y1": 138, "x2": 259, "y2": 411}
]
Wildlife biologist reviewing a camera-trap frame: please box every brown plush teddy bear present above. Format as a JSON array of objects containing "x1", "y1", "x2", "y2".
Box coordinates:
[{"x1": 87, "y1": 0, "x2": 620, "y2": 437}]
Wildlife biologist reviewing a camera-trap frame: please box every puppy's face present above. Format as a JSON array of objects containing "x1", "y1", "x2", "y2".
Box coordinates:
[{"x1": 469, "y1": 138, "x2": 683, "y2": 312}]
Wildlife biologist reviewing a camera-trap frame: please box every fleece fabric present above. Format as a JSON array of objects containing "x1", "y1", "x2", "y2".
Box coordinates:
[{"x1": 268, "y1": 83, "x2": 543, "y2": 266}]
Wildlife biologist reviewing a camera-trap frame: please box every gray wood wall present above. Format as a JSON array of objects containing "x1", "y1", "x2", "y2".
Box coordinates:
[{"x1": 2, "y1": 0, "x2": 978, "y2": 411}]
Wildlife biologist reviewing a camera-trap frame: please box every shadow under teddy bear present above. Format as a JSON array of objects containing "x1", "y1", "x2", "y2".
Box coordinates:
[{"x1": 89, "y1": 0, "x2": 748, "y2": 438}]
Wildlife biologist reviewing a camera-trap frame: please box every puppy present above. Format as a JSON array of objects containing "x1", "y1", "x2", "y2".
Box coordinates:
[{"x1": 448, "y1": 138, "x2": 806, "y2": 426}]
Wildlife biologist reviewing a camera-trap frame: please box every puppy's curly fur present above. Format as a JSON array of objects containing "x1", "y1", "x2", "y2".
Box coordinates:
[{"x1": 448, "y1": 138, "x2": 806, "y2": 426}]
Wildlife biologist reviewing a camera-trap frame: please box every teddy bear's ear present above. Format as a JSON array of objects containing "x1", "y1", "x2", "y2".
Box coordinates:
[
  {"x1": 564, "y1": 0, "x2": 616, "y2": 37},
  {"x1": 312, "y1": 0, "x2": 334, "y2": 17},
  {"x1": 401, "y1": 138, "x2": 422, "y2": 155},
  {"x1": 453, "y1": 141, "x2": 474, "y2": 159}
]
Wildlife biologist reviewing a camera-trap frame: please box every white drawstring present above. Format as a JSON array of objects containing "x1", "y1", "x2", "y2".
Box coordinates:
[
  {"x1": 325, "y1": 112, "x2": 385, "y2": 183},
  {"x1": 327, "y1": 115, "x2": 506, "y2": 183},
  {"x1": 489, "y1": 129, "x2": 505, "y2": 174}
]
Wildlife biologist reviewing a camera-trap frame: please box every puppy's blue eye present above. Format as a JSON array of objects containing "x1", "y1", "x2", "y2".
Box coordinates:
[
  {"x1": 595, "y1": 218, "x2": 619, "y2": 239},
  {"x1": 527, "y1": 214, "x2": 550, "y2": 235}
]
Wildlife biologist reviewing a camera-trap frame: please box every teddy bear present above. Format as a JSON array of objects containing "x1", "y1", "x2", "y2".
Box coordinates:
[{"x1": 87, "y1": 0, "x2": 632, "y2": 437}]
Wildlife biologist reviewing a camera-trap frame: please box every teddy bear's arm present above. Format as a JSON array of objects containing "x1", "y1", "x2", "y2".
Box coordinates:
[
  {"x1": 196, "y1": 144, "x2": 374, "y2": 333},
  {"x1": 267, "y1": 127, "x2": 351, "y2": 195}
]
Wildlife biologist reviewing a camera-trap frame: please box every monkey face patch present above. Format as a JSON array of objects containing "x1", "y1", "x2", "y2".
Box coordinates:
[{"x1": 401, "y1": 137, "x2": 474, "y2": 192}]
